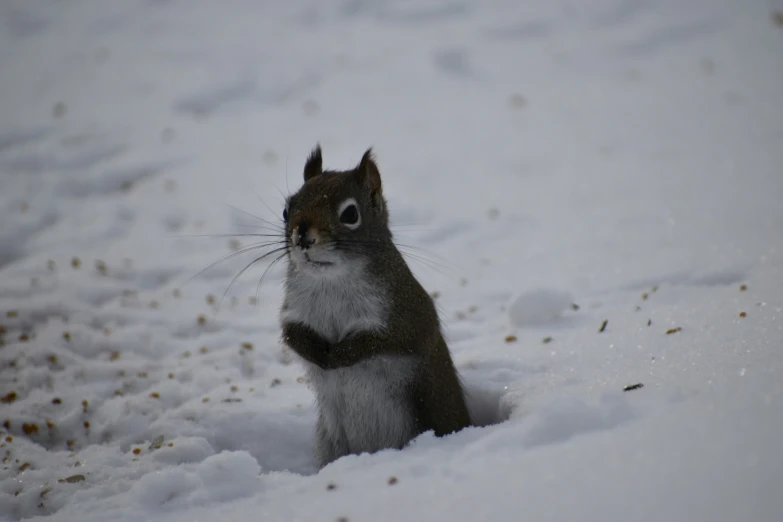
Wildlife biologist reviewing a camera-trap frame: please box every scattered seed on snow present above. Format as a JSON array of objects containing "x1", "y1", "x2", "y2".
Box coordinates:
[
  {"x1": 504, "y1": 335, "x2": 517, "y2": 343},
  {"x1": 71, "y1": 257, "x2": 81, "y2": 268},
  {"x1": 598, "y1": 320, "x2": 608, "y2": 333},
  {"x1": 53, "y1": 102, "x2": 67, "y2": 118},
  {"x1": 665, "y1": 327, "x2": 682, "y2": 335},
  {"x1": 60, "y1": 474, "x2": 85, "y2": 483},
  {"x1": 149, "y1": 435, "x2": 164, "y2": 450},
  {"x1": 388, "y1": 476, "x2": 398, "y2": 485},
  {"x1": 623, "y1": 383, "x2": 644, "y2": 392},
  {"x1": 508, "y1": 93, "x2": 526, "y2": 109},
  {"x1": 739, "y1": 284, "x2": 747, "y2": 291},
  {"x1": 739, "y1": 311, "x2": 746, "y2": 318},
  {"x1": 542, "y1": 336, "x2": 553, "y2": 344}
]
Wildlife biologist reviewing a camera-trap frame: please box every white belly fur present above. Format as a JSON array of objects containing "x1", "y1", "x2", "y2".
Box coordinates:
[
  {"x1": 282, "y1": 262, "x2": 418, "y2": 463},
  {"x1": 305, "y1": 355, "x2": 418, "y2": 457}
]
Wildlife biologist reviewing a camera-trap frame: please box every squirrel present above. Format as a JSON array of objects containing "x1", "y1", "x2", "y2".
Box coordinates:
[{"x1": 280, "y1": 145, "x2": 471, "y2": 468}]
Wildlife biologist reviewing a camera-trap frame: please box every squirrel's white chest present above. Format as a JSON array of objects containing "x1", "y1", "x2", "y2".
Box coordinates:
[{"x1": 280, "y1": 269, "x2": 387, "y2": 343}]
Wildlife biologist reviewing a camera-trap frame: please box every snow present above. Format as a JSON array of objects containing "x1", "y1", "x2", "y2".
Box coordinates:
[
  {"x1": 1, "y1": 0, "x2": 782, "y2": 520},
  {"x1": 507, "y1": 288, "x2": 574, "y2": 326}
]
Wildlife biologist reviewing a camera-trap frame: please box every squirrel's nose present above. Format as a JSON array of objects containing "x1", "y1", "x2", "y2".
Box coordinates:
[{"x1": 296, "y1": 221, "x2": 316, "y2": 250}]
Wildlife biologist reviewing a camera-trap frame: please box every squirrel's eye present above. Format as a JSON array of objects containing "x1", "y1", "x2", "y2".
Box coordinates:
[
  {"x1": 340, "y1": 205, "x2": 359, "y2": 225},
  {"x1": 282, "y1": 207, "x2": 288, "y2": 222},
  {"x1": 337, "y1": 199, "x2": 361, "y2": 230}
]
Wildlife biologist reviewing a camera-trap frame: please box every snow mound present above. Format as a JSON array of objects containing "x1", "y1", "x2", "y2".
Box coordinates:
[
  {"x1": 132, "y1": 451, "x2": 261, "y2": 510},
  {"x1": 508, "y1": 288, "x2": 574, "y2": 326}
]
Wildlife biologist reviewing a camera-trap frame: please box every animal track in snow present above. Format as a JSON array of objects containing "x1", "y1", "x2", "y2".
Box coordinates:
[{"x1": 57, "y1": 162, "x2": 169, "y2": 198}]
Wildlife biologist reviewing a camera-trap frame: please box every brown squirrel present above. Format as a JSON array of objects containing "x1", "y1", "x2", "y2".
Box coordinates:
[{"x1": 280, "y1": 145, "x2": 471, "y2": 468}]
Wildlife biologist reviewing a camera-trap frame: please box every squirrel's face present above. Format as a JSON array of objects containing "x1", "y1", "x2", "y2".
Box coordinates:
[{"x1": 284, "y1": 145, "x2": 390, "y2": 275}]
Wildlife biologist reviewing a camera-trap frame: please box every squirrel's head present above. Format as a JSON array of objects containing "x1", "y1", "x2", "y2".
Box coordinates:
[{"x1": 283, "y1": 145, "x2": 391, "y2": 274}]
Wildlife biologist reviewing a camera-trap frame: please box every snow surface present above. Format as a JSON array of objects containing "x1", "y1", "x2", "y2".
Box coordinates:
[{"x1": 1, "y1": 0, "x2": 783, "y2": 520}]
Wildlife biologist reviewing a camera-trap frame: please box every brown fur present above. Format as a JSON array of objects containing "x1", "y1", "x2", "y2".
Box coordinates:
[{"x1": 281, "y1": 145, "x2": 471, "y2": 457}]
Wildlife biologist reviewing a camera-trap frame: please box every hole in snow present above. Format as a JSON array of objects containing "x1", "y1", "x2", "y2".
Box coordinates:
[{"x1": 462, "y1": 380, "x2": 514, "y2": 428}]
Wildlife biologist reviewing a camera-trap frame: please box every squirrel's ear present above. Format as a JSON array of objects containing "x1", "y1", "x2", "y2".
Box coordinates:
[
  {"x1": 358, "y1": 148, "x2": 384, "y2": 213},
  {"x1": 303, "y1": 144, "x2": 322, "y2": 181},
  {"x1": 358, "y1": 148, "x2": 382, "y2": 194}
]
